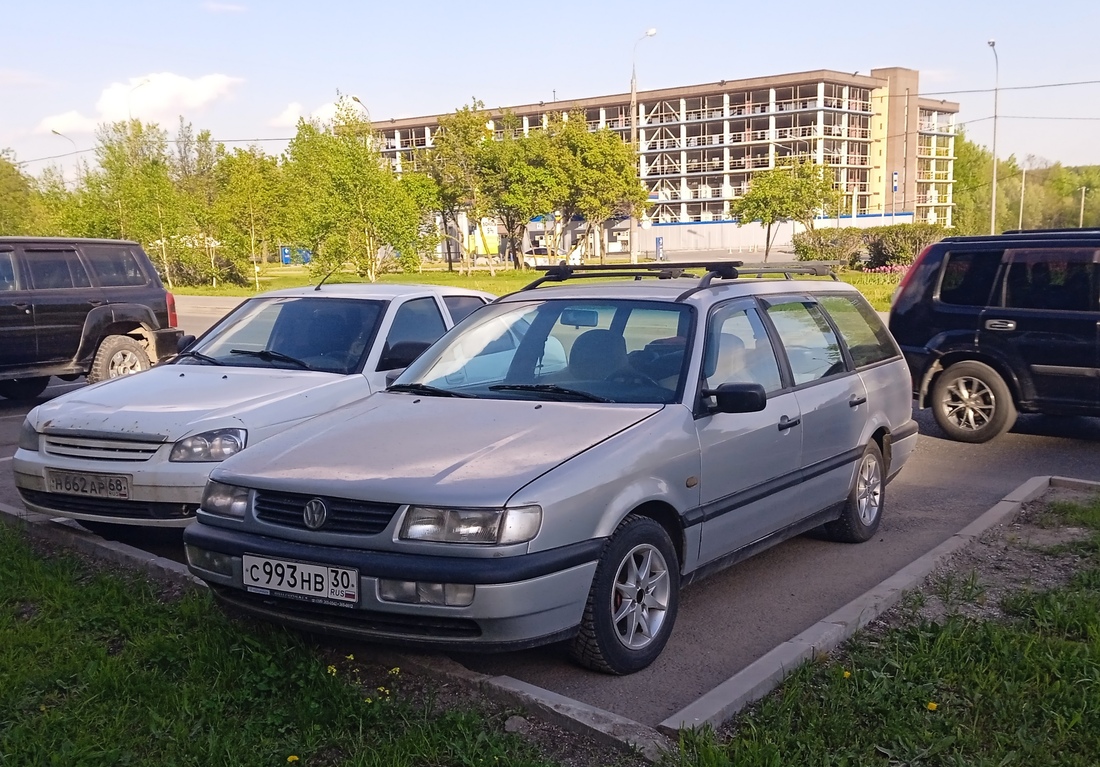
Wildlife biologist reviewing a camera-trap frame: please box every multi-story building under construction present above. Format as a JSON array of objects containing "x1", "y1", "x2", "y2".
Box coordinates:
[{"x1": 376, "y1": 66, "x2": 958, "y2": 256}]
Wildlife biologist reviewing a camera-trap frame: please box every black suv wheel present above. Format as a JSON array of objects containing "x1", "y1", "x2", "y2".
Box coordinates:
[{"x1": 932, "y1": 361, "x2": 1017, "y2": 443}]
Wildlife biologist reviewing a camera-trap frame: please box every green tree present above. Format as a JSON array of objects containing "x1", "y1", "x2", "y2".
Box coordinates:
[
  {"x1": 731, "y1": 166, "x2": 796, "y2": 261},
  {"x1": 282, "y1": 99, "x2": 423, "y2": 282},
  {"x1": 479, "y1": 114, "x2": 560, "y2": 268},
  {"x1": 213, "y1": 146, "x2": 281, "y2": 288},
  {"x1": 423, "y1": 100, "x2": 495, "y2": 273},
  {"x1": 0, "y1": 150, "x2": 36, "y2": 235}
]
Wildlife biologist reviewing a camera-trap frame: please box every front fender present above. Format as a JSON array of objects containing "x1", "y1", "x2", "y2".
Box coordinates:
[{"x1": 510, "y1": 406, "x2": 701, "y2": 557}]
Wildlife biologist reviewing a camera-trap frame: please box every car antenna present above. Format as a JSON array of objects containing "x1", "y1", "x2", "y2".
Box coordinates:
[{"x1": 314, "y1": 264, "x2": 341, "y2": 291}]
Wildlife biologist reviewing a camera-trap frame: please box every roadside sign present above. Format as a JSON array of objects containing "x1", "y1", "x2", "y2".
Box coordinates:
[
  {"x1": 892, "y1": 171, "x2": 899, "y2": 193},
  {"x1": 655, "y1": 236, "x2": 665, "y2": 261}
]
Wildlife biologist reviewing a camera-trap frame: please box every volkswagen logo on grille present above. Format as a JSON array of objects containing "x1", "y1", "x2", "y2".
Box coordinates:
[{"x1": 302, "y1": 498, "x2": 328, "y2": 530}]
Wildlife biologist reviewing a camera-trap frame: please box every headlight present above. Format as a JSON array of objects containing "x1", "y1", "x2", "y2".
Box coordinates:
[
  {"x1": 200, "y1": 481, "x2": 250, "y2": 518},
  {"x1": 18, "y1": 418, "x2": 39, "y2": 451},
  {"x1": 399, "y1": 505, "x2": 542, "y2": 545},
  {"x1": 170, "y1": 428, "x2": 247, "y2": 462}
]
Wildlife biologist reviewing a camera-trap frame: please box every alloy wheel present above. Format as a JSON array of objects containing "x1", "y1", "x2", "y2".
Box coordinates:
[
  {"x1": 941, "y1": 375, "x2": 996, "y2": 431},
  {"x1": 611, "y1": 543, "x2": 671, "y2": 650},
  {"x1": 855, "y1": 452, "x2": 882, "y2": 526}
]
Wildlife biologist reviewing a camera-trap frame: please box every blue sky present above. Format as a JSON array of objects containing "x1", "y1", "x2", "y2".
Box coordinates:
[{"x1": 4, "y1": 0, "x2": 1099, "y2": 178}]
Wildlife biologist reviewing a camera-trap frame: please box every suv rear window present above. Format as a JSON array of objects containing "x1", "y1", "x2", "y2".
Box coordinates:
[
  {"x1": 938, "y1": 251, "x2": 1001, "y2": 306},
  {"x1": 1002, "y1": 248, "x2": 1098, "y2": 312},
  {"x1": 81, "y1": 244, "x2": 150, "y2": 287}
]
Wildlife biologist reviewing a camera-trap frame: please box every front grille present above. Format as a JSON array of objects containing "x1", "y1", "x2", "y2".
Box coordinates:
[
  {"x1": 213, "y1": 586, "x2": 481, "y2": 639},
  {"x1": 19, "y1": 488, "x2": 196, "y2": 520},
  {"x1": 254, "y1": 491, "x2": 400, "y2": 535},
  {"x1": 43, "y1": 435, "x2": 162, "y2": 462}
]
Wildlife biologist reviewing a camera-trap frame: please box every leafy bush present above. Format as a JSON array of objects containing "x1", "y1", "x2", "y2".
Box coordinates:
[
  {"x1": 793, "y1": 227, "x2": 866, "y2": 268},
  {"x1": 863, "y1": 223, "x2": 946, "y2": 268},
  {"x1": 794, "y1": 223, "x2": 946, "y2": 270}
]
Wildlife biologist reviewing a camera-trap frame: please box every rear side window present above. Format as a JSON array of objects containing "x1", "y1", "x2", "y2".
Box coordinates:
[
  {"x1": 377, "y1": 297, "x2": 447, "y2": 371},
  {"x1": 25, "y1": 250, "x2": 91, "y2": 290},
  {"x1": 938, "y1": 251, "x2": 1001, "y2": 306},
  {"x1": 765, "y1": 300, "x2": 845, "y2": 385},
  {"x1": 443, "y1": 295, "x2": 486, "y2": 323},
  {"x1": 818, "y1": 294, "x2": 899, "y2": 368},
  {"x1": 1002, "y1": 248, "x2": 1098, "y2": 312},
  {"x1": 0, "y1": 252, "x2": 16, "y2": 291},
  {"x1": 81, "y1": 244, "x2": 149, "y2": 286}
]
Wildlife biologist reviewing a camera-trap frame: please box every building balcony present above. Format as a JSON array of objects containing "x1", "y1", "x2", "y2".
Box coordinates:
[
  {"x1": 917, "y1": 171, "x2": 952, "y2": 181},
  {"x1": 919, "y1": 121, "x2": 956, "y2": 134}
]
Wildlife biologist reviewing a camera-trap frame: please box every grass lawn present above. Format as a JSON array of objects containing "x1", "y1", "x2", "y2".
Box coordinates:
[
  {"x1": 669, "y1": 493, "x2": 1100, "y2": 767},
  {"x1": 0, "y1": 524, "x2": 581, "y2": 767},
  {"x1": 173, "y1": 264, "x2": 903, "y2": 312}
]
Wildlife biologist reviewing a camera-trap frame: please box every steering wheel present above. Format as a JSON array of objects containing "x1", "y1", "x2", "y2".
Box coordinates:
[{"x1": 605, "y1": 368, "x2": 662, "y2": 388}]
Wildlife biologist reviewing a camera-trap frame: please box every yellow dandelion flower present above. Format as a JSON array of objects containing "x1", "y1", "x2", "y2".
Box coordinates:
[
  {"x1": 327, "y1": 664, "x2": 337, "y2": 676},
  {"x1": 365, "y1": 697, "x2": 373, "y2": 704},
  {"x1": 39, "y1": 704, "x2": 46, "y2": 712},
  {"x1": 287, "y1": 757, "x2": 299, "y2": 763},
  {"x1": 389, "y1": 667, "x2": 400, "y2": 676},
  {"x1": 927, "y1": 702, "x2": 938, "y2": 711},
  {"x1": 843, "y1": 670, "x2": 851, "y2": 679},
  {"x1": 345, "y1": 653, "x2": 355, "y2": 660}
]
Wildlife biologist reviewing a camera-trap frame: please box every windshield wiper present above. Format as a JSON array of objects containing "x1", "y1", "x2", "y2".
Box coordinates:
[
  {"x1": 488, "y1": 384, "x2": 611, "y2": 402},
  {"x1": 387, "y1": 383, "x2": 475, "y2": 398},
  {"x1": 175, "y1": 350, "x2": 224, "y2": 366},
  {"x1": 229, "y1": 349, "x2": 312, "y2": 370}
]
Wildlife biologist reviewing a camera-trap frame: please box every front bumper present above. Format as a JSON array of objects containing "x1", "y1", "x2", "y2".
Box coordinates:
[
  {"x1": 184, "y1": 522, "x2": 604, "y2": 650},
  {"x1": 13, "y1": 449, "x2": 207, "y2": 527}
]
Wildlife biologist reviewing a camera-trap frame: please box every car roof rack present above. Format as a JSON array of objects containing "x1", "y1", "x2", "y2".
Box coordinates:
[{"x1": 516, "y1": 260, "x2": 838, "y2": 298}]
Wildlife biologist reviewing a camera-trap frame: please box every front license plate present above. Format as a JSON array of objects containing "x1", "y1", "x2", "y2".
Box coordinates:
[
  {"x1": 47, "y1": 470, "x2": 130, "y2": 499},
  {"x1": 242, "y1": 555, "x2": 358, "y2": 604}
]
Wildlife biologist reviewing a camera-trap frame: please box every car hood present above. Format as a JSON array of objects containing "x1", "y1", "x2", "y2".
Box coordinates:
[
  {"x1": 213, "y1": 392, "x2": 663, "y2": 507},
  {"x1": 31, "y1": 365, "x2": 368, "y2": 442}
]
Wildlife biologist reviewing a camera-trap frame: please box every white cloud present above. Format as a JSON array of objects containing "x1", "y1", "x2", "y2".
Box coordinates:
[
  {"x1": 310, "y1": 101, "x2": 340, "y2": 124},
  {"x1": 35, "y1": 72, "x2": 244, "y2": 135},
  {"x1": 202, "y1": 2, "x2": 246, "y2": 12},
  {"x1": 269, "y1": 102, "x2": 304, "y2": 128}
]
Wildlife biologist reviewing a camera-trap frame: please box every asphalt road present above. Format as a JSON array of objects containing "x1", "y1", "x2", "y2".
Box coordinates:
[{"x1": 2, "y1": 295, "x2": 1098, "y2": 727}]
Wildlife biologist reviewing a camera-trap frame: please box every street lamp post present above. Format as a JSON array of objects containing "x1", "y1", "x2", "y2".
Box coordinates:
[
  {"x1": 1079, "y1": 186, "x2": 1088, "y2": 228},
  {"x1": 988, "y1": 40, "x2": 999, "y2": 235},
  {"x1": 629, "y1": 27, "x2": 656, "y2": 265},
  {"x1": 127, "y1": 78, "x2": 151, "y2": 122},
  {"x1": 50, "y1": 129, "x2": 78, "y2": 188}
]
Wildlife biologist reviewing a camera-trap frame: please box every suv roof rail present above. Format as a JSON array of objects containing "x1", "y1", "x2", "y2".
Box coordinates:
[{"x1": 944, "y1": 229, "x2": 1100, "y2": 243}]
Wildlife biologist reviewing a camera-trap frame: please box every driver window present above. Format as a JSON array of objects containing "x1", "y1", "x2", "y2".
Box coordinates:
[{"x1": 703, "y1": 306, "x2": 782, "y2": 392}]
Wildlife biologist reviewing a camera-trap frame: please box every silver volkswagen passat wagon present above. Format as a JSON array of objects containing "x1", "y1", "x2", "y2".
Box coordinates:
[{"x1": 184, "y1": 262, "x2": 918, "y2": 674}]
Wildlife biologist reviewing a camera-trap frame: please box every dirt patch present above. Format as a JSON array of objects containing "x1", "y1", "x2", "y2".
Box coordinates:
[{"x1": 872, "y1": 485, "x2": 1098, "y2": 631}]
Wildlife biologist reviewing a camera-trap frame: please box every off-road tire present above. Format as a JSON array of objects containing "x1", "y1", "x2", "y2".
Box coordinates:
[{"x1": 88, "y1": 335, "x2": 151, "y2": 383}]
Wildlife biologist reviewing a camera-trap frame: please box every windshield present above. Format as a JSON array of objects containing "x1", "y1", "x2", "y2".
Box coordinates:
[
  {"x1": 397, "y1": 299, "x2": 694, "y2": 404},
  {"x1": 178, "y1": 296, "x2": 386, "y2": 374}
]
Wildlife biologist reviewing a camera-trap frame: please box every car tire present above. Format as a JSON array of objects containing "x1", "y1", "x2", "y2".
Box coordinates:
[
  {"x1": 822, "y1": 441, "x2": 885, "y2": 543},
  {"x1": 569, "y1": 514, "x2": 679, "y2": 675},
  {"x1": 931, "y1": 360, "x2": 1016, "y2": 443},
  {"x1": 88, "y1": 335, "x2": 151, "y2": 383},
  {"x1": 0, "y1": 377, "x2": 50, "y2": 401}
]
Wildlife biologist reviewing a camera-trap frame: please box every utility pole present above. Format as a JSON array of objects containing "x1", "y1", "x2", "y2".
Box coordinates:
[
  {"x1": 1080, "y1": 186, "x2": 1088, "y2": 228},
  {"x1": 629, "y1": 28, "x2": 657, "y2": 264},
  {"x1": 988, "y1": 40, "x2": 999, "y2": 235},
  {"x1": 1018, "y1": 167, "x2": 1026, "y2": 230}
]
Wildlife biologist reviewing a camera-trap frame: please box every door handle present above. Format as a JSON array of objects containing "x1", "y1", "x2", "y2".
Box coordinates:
[
  {"x1": 984, "y1": 318, "x2": 1017, "y2": 331},
  {"x1": 87, "y1": 299, "x2": 106, "y2": 307},
  {"x1": 849, "y1": 394, "x2": 868, "y2": 408},
  {"x1": 12, "y1": 302, "x2": 31, "y2": 314},
  {"x1": 778, "y1": 414, "x2": 801, "y2": 431}
]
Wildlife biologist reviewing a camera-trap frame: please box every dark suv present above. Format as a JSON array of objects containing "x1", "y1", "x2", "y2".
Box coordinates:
[
  {"x1": 0, "y1": 237, "x2": 182, "y2": 400},
  {"x1": 889, "y1": 229, "x2": 1100, "y2": 442}
]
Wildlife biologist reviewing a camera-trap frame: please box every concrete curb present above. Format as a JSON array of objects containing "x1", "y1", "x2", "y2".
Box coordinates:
[{"x1": 656, "y1": 474, "x2": 1090, "y2": 735}]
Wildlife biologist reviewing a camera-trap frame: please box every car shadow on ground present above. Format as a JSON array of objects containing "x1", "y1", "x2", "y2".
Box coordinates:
[{"x1": 913, "y1": 407, "x2": 1100, "y2": 443}]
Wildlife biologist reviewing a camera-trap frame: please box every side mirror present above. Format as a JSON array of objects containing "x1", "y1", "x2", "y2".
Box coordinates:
[
  {"x1": 385, "y1": 369, "x2": 405, "y2": 387},
  {"x1": 703, "y1": 382, "x2": 767, "y2": 414},
  {"x1": 177, "y1": 334, "x2": 196, "y2": 354}
]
